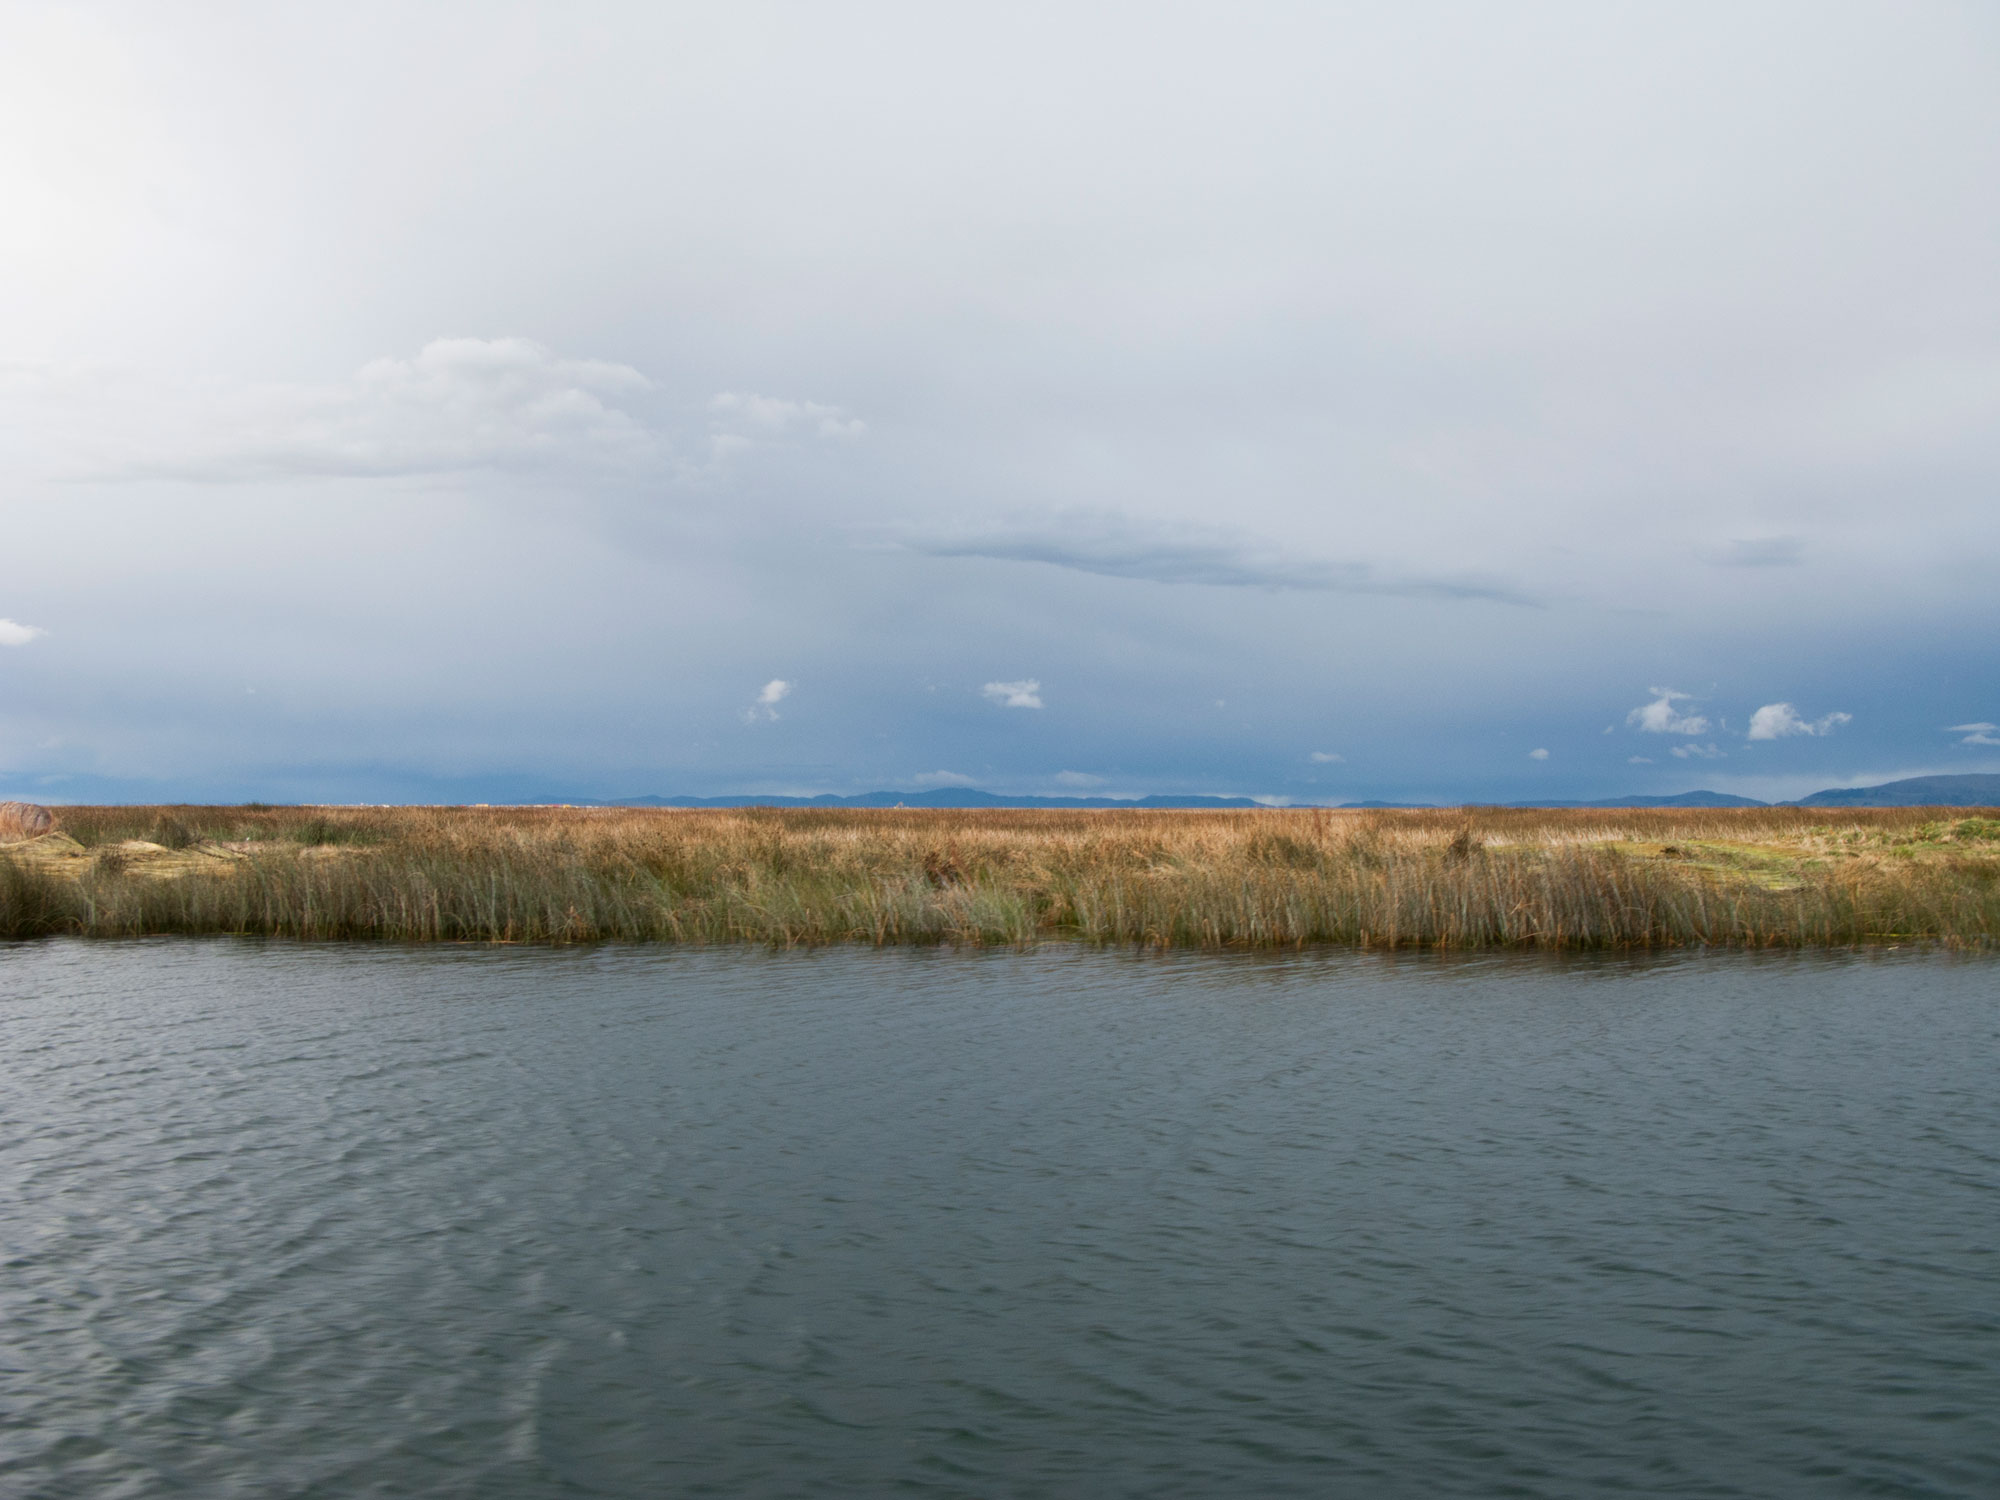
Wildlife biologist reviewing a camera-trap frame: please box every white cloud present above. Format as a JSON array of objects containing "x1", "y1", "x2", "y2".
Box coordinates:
[
  {"x1": 118, "y1": 338, "x2": 657, "y2": 481},
  {"x1": 1950, "y1": 721, "x2": 2000, "y2": 746},
  {"x1": 1671, "y1": 742, "x2": 1727, "y2": 759},
  {"x1": 744, "y1": 678, "x2": 792, "y2": 722},
  {"x1": 0, "y1": 619, "x2": 45, "y2": 646},
  {"x1": 1309, "y1": 750, "x2": 1344, "y2": 763},
  {"x1": 982, "y1": 679, "x2": 1043, "y2": 709},
  {"x1": 709, "y1": 392, "x2": 865, "y2": 442},
  {"x1": 1627, "y1": 755, "x2": 1653, "y2": 764},
  {"x1": 911, "y1": 769, "x2": 975, "y2": 788},
  {"x1": 1528, "y1": 747, "x2": 1549, "y2": 760},
  {"x1": 1746, "y1": 702, "x2": 1852, "y2": 740},
  {"x1": 1627, "y1": 689, "x2": 1710, "y2": 735},
  {"x1": 1053, "y1": 770, "x2": 1105, "y2": 787}
]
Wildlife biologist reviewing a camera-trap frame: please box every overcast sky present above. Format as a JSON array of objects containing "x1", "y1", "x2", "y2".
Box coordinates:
[{"x1": 4, "y1": 1, "x2": 1998, "y2": 804}]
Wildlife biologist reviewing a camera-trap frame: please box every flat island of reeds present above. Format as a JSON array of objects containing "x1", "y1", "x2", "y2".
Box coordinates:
[{"x1": 4, "y1": 803, "x2": 1999, "y2": 948}]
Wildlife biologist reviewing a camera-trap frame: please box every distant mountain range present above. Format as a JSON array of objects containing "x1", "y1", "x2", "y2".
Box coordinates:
[
  {"x1": 595, "y1": 774, "x2": 2000, "y2": 811},
  {"x1": 1783, "y1": 773, "x2": 2000, "y2": 808},
  {"x1": 1498, "y1": 791, "x2": 1769, "y2": 809},
  {"x1": 1501, "y1": 775, "x2": 2000, "y2": 808},
  {"x1": 612, "y1": 790, "x2": 1275, "y2": 810}
]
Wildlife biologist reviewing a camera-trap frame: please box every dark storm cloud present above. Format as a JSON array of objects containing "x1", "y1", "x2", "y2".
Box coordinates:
[{"x1": 899, "y1": 514, "x2": 1538, "y2": 605}]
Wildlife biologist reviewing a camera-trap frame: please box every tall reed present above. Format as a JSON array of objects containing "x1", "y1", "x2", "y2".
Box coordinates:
[{"x1": 7, "y1": 804, "x2": 1997, "y2": 948}]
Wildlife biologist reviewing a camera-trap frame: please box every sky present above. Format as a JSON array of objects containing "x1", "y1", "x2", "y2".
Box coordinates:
[{"x1": 3, "y1": 1, "x2": 1998, "y2": 805}]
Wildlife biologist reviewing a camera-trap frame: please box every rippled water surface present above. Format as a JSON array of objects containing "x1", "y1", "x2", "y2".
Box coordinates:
[{"x1": 2, "y1": 942, "x2": 1996, "y2": 1497}]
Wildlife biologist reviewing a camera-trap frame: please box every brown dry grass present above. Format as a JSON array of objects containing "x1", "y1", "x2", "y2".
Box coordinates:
[{"x1": 3, "y1": 803, "x2": 1998, "y2": 948}]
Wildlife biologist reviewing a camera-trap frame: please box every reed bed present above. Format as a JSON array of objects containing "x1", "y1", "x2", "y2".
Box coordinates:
[{"x1": 3, "y1": 803, "x2": 1998, "y2": 949}]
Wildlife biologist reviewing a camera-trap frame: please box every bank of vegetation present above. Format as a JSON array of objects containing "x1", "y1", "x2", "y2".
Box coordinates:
[{"x1": 3, "y1": 803, "x2": 1998, "y2": 949}]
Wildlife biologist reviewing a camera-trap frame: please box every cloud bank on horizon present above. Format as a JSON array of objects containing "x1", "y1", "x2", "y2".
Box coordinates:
[{"x1": 2, "y1": 2, "x2": 1997, "y2": 805}]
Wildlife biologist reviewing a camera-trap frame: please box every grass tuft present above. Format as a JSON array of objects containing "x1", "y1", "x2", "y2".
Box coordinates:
[
  {"x1": 149, "y1": 817, "x2": 197, "y2": 850},
  {"x1": 0, "y1": 857, "x2": 76, "y2": 938}
]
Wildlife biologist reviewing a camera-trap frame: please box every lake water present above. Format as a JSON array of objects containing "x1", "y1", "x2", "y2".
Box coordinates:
[{"x1": 1, "y1": 942, "x2": 1995, "y2": 1498}]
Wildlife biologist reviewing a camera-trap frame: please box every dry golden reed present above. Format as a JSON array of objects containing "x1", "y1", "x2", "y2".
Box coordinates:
[{"x1": 4, "y1": 803, "x2": 1998, "y2": 948}]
